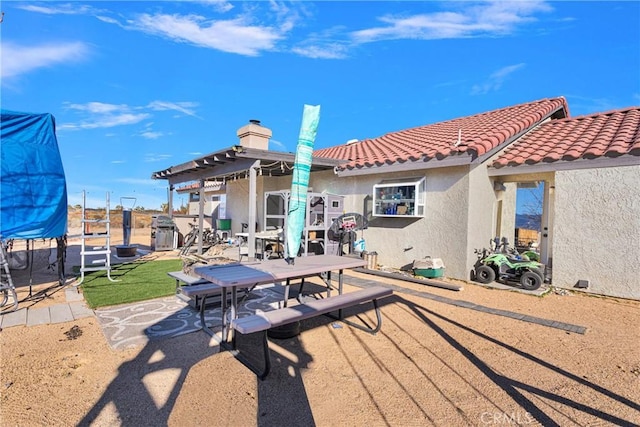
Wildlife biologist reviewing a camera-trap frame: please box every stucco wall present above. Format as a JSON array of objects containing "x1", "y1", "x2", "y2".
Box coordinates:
[
  {"x1": 465, "y1": 165, "x2": 504, "y2": 278},
  {"x1": 225, "y1": 174, "x2": 296, "y2": 234},
  {"x1": 311, "y1": 168, "x2": 475, "y2": 279},
  {"x1": 552, "y1": 165, "x2": 640, "y2": 299},
  {"x1": 188, "y1": 200, "x2": 219, "y2": 216},
  {"x1": 224, "y1": 178, "x2": 262, "y2": 234},
  {"x1": 210, "y1": 163, "x2": 515, "y2": 284}
]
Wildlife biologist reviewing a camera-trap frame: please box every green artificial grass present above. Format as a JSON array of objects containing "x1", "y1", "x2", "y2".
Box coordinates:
[{"x1": 79, "y1": 258, "x2": 182, "y2": 309}]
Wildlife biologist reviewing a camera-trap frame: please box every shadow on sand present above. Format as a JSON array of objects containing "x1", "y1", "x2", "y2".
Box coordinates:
[{"x1": 77, "y1": 288, "x2": 639, "y2": 426}]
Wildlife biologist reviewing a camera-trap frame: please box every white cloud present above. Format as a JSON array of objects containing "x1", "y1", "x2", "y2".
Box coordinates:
[
  {"x1": 198, "y1": 0, "x2": 235, "y2": 13},
  {"x1": 351, "y1": 1, "x2": 552, "y2": 43},
  {"x1": 471, "y1": 63, "x2": 526, "y2": 95},
  {"x1": 291, "y1": 43, "x2": 349, "y2": 59},
  {"x1": 67, "y1": 102, "x2": 129, "y2": 114},
  {"x1": 268, "y1": 139, "x2": 287, "y2": 150},
  {"x1": 17, "y1": 4, "x2": 96, "y2": 15},
  {"x1": 289, "y1": 1, "x2": 552, "y2": 59},
  {"x1": 58, "y1": 102, "x2": 151, "y2": 130},
  {"x1": 144, "y1": 153, "x2": 173, "y2": 162},
  {"x1": 58, "y1": 101, "x2": 198, "y2": 132},
  {"x1": 492, "y1": 63, "x2": 526, "y2": 80},
  {"x1": 21, "y1": 1, "x2": 291, "y2": 57},
  {"x1": 96, "y1": 15, "x2": 119, "y2": 25},
  {"x1": 147, "y1": 101, "x2": 200, "y2": 118},
  {"x1": 141, "y1": 131, "x2": 164, "y2": 140},
  {"x1": 1, "y1": 42, "x2": 90, "y2": 79},
  {"x1": 291, "y1": 24, "x2": 351, "y2": 59},
  {"x1": 128, "y1": 13, "x2": 284, "y2": 56},
  {"x1": 114, "y1": 177, "x2": 163, "y2": 186}
]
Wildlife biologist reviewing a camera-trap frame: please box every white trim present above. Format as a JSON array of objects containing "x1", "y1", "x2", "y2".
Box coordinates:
[
  {"x1": 487, "y1": 155, "x2": 640, "y2": 176},
  {"x1": 540, "y1": 181, "x2": 551, "y2": 265}
]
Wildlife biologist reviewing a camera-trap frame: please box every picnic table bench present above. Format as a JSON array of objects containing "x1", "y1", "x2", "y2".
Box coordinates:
[
  {"x1": 169, "y1": 271, "x2": 245, "y2": 310},
  {"x1": 168, "y1": 271, "x2": 209, "y2": 288},
  {"x1": 232, "y1": 286, "x2": 393, "y2": 379},
  {"x1": 189, "y1": 255, "x2": 393, "y2": 379}
]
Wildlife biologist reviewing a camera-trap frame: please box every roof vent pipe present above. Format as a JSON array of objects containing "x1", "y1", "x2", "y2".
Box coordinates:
[{"x1": 453, "y1": 129, "x2": 462, "y2": 147}]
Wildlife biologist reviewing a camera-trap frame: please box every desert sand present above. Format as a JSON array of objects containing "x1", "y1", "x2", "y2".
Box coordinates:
[{"x1": 1, "y1": 231, "x2": 639, "y2": 426}]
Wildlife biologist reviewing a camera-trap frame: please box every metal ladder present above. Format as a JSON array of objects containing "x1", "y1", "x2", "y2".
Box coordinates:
[
  {"x1": 76, "y1": 191, "x2": 118, "y2": 285},
  {"x1": 0, "y1": 241, "x2": 19, "y2": 312}
]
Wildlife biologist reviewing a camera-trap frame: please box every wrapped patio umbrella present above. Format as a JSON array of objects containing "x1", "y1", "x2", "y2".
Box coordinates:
[{"x1": 285, "y1": 104, "x2": 321, "y2": 265}]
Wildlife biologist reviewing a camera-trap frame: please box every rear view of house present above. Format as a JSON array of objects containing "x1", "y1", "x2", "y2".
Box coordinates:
[
  {"x1": 314, "y1": 98, "x2": 640, "y2": 299},
  {"x1": 152, "y1": 98, "x2": 640, "y2": 300},
  {"x1": 490, "y1": 107, "x2": 640, "y2": 299}
]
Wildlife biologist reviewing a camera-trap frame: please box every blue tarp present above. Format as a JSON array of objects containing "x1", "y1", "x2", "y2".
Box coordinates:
[{"x1": 1, "y1": 110, "x2": 68, "y2": 239}]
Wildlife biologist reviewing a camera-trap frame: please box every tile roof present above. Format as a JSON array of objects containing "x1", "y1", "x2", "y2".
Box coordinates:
[
  {"x1": 176, "y1": 181, "x2": 225, "y2": 193},
  {"x1": 492, "y1": 107, "x2": 640, "y2": 168},
  {"x1": 314, "y1": 97, "x2": 568, "y2": 171}
]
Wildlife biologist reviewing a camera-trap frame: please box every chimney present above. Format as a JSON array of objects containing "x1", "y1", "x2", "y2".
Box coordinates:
[{"x1": 236, "y1": 119, "x2": 272, "y2": 150}]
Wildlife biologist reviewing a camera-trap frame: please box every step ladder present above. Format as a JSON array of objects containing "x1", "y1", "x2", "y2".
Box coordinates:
[
  {"x1": 0, "y1": 241, "x2": 19, "y2": 312},
  {"x1": 76, "y1": 191, "x2": 118, "y2": 286}
]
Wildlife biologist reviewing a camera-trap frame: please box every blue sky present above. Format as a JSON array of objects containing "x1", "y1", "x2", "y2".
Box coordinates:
[{"x1": 2, "y1": 1, "x2": 639, "y2": 211}]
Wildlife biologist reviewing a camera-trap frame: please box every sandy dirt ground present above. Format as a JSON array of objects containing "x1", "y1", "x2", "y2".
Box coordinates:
[{"x1": 1, "y1": 230, "x2": 639, "y2": 426}]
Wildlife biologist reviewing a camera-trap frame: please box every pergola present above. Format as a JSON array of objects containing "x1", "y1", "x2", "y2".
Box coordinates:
[{"x1": 151, "y1": 144, "x2": 342, "y2": 258}]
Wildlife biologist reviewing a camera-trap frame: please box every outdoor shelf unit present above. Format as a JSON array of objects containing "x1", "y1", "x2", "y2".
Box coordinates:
[
  {"x1": 76, "y1": 191, "x2": 118, "y2": 285},
  {"x1": 264, "y1": 190, "x2": 344, "y2": 256},
  {"x1": 373, "y1": 177, "x2": 426, "y2": 218}
]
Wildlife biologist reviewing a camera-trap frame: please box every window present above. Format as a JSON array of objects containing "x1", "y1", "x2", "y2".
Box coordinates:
[{"x1": 373, "y1": 177, "x2": 426, "y2": 217}]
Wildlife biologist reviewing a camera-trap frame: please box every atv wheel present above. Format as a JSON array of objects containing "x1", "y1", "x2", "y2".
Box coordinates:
[
  {"x1": 520, "y1": 271, "x2": 543, "y2": 290},
  {"x1": 475, "y1": 265, "x2": 496, "y2": 284},
  {"x1": 533, "y1": 267, "x2": 545, "y2": 281}
]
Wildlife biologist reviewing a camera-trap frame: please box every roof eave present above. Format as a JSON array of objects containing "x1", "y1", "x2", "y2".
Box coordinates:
[
  {"x1": 335, "y1": 153, "x2": 474, "y2": 177},
  {"x1": 151, "y1": 145, "x2": 342, "y2": 185},
  {"x1": 488, "y1": 154, "x2": 640, "y2": 176},
  {"x1": 235, "y1": 145, "x2": 343, "y2": 168}
]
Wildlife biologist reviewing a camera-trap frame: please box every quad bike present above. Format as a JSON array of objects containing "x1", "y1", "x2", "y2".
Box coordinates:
[
  {"x1": 473, "y1": 238, "x2": 545, "y2": 290},
  {"x1": 490, "y1": 236, "x2": 541, "y2": 264}
]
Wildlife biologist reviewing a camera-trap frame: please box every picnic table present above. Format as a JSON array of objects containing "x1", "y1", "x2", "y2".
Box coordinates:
[
  {"x1": 189, "y1": 254, "x2": 393, "y2": 379},
  {"x1": 192, "y1": 255, "x2": 366, "y2": 341}
]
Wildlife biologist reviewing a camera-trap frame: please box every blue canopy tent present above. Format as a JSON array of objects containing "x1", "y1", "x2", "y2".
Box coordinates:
[{"x1": 1, "y1": 110, "x2": 68, "y2": 304}]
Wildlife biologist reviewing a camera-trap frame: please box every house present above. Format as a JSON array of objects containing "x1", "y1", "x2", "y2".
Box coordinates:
[
  {"x1": 175, "y1": 180, "x2": 227, "y2": 217},
  {"x1": 169, "y1": 180, "x2": 228, "y2": 241},
  {"x1": 152, "y1": 119, "x2": 341, "y2": 256},
  {"x1": 489, "y1": 106, "x2": 640, "y2": 299},
  {"x1": 151, "y1": 98, "x2": 640, "y2": 300},
  {"x1": 313, "y1": 98, "x2": 640, "y2": 300}
]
